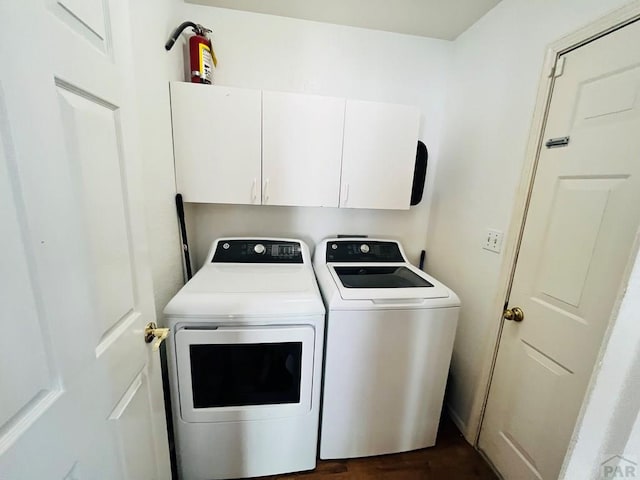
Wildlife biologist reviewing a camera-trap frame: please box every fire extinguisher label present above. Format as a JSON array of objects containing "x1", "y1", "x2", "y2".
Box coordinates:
[{"x1": 199, "y1": 43, "x2": 214, "y2": 84}]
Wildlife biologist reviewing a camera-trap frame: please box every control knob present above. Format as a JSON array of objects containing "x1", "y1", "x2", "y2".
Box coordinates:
[
  {"x1": 254, "y1": 243, "x2": 266, "y2": 254},
  {"x1": 360, "y1": 244, "x2": 370, "y2": 254}
]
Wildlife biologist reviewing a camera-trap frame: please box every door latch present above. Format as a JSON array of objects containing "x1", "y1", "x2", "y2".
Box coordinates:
[
  {"x1": 144, "y1": 322, "x2": 170, "y2": 351},
  {"x1": 545, "y1": 136, "x2": 570, "y2": 148}
]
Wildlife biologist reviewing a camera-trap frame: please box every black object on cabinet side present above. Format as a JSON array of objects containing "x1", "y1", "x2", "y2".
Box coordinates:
[{"x1": 411, "y1": 141, "x2": 428, "y2": 206}]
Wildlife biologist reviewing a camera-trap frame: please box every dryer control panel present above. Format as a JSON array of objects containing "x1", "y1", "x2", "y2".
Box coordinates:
[{"x1": 212, "y1": 240, "x2": 303, "y2": 264}]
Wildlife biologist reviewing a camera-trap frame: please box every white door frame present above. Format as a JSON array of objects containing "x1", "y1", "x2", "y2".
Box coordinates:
[{"x1": 470, "y1": 0, "x2": 640, "y2": 449}]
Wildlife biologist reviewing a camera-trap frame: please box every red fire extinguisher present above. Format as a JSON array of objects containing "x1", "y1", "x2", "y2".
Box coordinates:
[{"x1": 165, "y1": 21, "x2": 218, "y2": 84}]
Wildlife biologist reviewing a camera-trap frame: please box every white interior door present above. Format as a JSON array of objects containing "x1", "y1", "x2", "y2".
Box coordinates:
[
  {"x1": 0, "y1": 1, "x2": 171, "y2": 479},
  {"x1": 479, "y1": 20, "x2": 640, "y2": 480}
]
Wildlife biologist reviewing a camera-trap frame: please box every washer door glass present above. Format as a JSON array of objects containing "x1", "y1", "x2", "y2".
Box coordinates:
[
  {"x1": 189, "y1": 341, "x2": 302, "y2": 408},
  {"x1": 175, "y1": 325, "x2": 315, "y2": 423}
]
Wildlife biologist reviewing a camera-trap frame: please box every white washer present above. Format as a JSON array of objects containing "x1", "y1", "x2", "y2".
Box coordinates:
[
  {"x1": 164, "y1": 238, "x2": 325, "y2": 480},
  {"x1": 314, "y1": 238, "x2": 460, "y2": 460}
]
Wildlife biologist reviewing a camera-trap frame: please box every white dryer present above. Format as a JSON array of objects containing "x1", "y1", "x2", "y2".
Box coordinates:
[
  {"x1": 164, "y1": 238, "x2": 325, "y2": 480},
  {"x1": 314, "y1": 238, "x2": 460, "y2": 460}
]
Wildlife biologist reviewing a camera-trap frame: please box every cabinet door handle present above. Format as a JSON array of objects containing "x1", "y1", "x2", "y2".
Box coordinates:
[
  {"x1": 263, "y1": 178, "x2": 270, "y2": 204},
  {"x1": 251, "y1": 178, "x2": 257, "y2": 203},
  {"x1": 343, "y1": 183, "x2": 350, "y2": 205}
]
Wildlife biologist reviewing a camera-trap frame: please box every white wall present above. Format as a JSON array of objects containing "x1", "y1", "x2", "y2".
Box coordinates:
[
  {"x1": 177, "y1": 4, "x2": 452, "y2": 265},
  {"x1": 130, "y1": 0, "x2": 186, "y2": 317},
  {"x1": 426, "y1": 0, "x2": 634, "y2": 440}
]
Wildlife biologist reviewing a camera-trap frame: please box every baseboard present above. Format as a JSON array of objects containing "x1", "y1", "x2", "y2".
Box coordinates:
[{"x1": 446, "y1": 403, "x2": 474, "y2": 445}]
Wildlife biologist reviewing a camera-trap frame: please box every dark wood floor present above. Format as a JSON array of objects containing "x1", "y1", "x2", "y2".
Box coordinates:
[{"x1": 261, "y1": 414, "x2": 497, "y2": 480}]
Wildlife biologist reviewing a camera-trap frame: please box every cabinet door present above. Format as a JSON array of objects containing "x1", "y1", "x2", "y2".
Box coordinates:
[
  {"x1": 170, "y1": 83, "x2": 261, "y2": 204},
  {"x1": 262, "y1": 91, "x2": 345, "y2": 207},
  {"x1": 340, "y1": 100, "x2": 420, "y2": 210}
]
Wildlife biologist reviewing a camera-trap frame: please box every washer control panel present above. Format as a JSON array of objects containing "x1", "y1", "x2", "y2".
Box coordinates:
[
  {"x1": 213, "y1": 240, "x2": 303, "y2": 263},
  {"x1": 326, "y1": 241, "x2": 404, "y2": 263}
]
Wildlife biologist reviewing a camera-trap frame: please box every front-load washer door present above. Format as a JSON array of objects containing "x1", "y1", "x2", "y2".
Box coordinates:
[{"x1": 175, "y1": 325, "x2": 315, "y2": 423}]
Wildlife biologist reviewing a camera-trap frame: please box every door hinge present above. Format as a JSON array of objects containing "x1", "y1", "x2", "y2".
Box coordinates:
[{"x1": 551, "y1": 56, "x2": 566, "y2": 78}]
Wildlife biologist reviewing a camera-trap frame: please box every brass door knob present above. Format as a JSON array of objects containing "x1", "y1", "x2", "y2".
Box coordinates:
[
  {"x1": 503, "y1": 306, "x2": 524, "y2": 322},
  {"x1": 144, "y1": 322, "x2": 170, "y2": 351}
]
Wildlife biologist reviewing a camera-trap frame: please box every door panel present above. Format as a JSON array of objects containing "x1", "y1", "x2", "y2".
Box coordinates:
[
  {"x1": 56, "y1": 85, "x2": 137, "y2": 336},
  {"x1": 573, "y1": 66, "x2": 640, "y2": 122},
  {"x1": 48, "y1": 0, "x2": 110, "y2": 52},
  {"x1": 0, "y1": 110, "x2": 60, "y2": 434},
  {"x1": 54, "y1": 0, "x2": 107, "y2": 37},
  {"x1": 109, "y1": 371, "x2": 161, "y2": 480},
  {"x1": 500, "y1": 341, "x2": 575, "y2": 475},
  {"x1": 536, "y1": 177, "x2": 623, "y2": 307},
  {"x1": 479, "y1": 20, "x2": 640, "y2": 480},
  {"x1": 0, "y1": 0, "x2": 170, "y2": 478}
]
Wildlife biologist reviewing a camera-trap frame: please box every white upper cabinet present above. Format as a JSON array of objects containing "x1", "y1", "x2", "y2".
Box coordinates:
[
  {"x1": 262, "y1": 91, "x2": 345, "y2": 207},
  {"x1": 340, "y1": 100, "x2": 420, "y2": 210},
  {"x1": 170, "y1": 83, "x2": 262, "y2": 204},
  {"x1": 170, "y1": 83, "x2": 421, "y2": 210}
]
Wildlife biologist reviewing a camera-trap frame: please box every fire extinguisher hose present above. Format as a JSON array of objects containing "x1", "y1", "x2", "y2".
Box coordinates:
[{"x1": 165, "y1": 21, "x2": 198, "y2": 51}]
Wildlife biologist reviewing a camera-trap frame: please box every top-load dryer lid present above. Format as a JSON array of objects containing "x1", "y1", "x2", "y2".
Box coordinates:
[{"x1": 163, "y1": 238, "x2": 325, "y2": 317}]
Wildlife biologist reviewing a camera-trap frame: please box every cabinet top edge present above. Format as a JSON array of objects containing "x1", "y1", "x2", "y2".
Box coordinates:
[{"x1": 168, "y1": 81, "x2": 421, "y2": 111}]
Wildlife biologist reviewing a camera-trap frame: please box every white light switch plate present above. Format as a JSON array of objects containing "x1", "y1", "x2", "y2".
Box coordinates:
[{"x1": 483, "y1": 229, "x2": 503, "y2": 253}]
